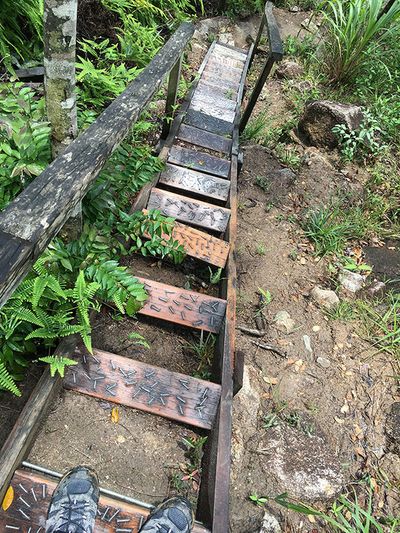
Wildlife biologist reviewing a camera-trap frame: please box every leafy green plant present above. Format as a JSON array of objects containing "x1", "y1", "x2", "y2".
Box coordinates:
[
  {"x1": 332, "y1": 111, "x2": 387, "y2": 162},
  {"x1": 249, "y1": 493, "x2": 269, "y2": 507},
  {"x1": 255, "y1": 175, "x2": 270, "y2": 193},
  {"x1": 0, "y1": 0, "x2": 43, "y2": 71},
  {"x1": 208, "y1": 267, "x2": 223, "y2": 285},
  {"x1": 0, "y1": 361, "x2": 21, "y2": 396},
  {"x1": 117, "y1": 16, "x2": 163, "y2": 67},
  {"x1": 325, "y1": 300, "x2": 355, "y2": 321},
  {"x1": 0, "y1": 84, "x2": 51, "y2": 211},
  {"x1": 320, "y1": 0, "x2": 400, "y2": 84},
  {"x1": 38, "y1": 355, "x2": 77, "y2": 378},
  {"x1": 274, "y1": 143, "x2": 301, "y2": 170},
  {"x1": 186, "y1": 332, "x2": 216, "y2": 379}
]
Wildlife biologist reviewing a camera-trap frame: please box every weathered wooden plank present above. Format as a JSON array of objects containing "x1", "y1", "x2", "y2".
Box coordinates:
[
  {"x1": 136, "y1": 275, "x2": 227, "y2": 333},
  {"x1": 203, "y1": 63, "x2": 243, "y2": 84},
  {"x1": 159, "y1": 163, "x2": 230, "y2": 201},
  {"x1": 192, "y1": 91, "x2": 237, "y2": 112},
  {"x1": 168, "y1": 145, "x2": 231, "y2": 178},
  {"x1": 0, "y1": 22, "x2": 194, "y2": 310},
  {"x1": 214, "y1": 43, "x2": 247, "y2": 61},
  {"x1": 142, "y1": 210, "x2": 230, "y2": 267},
  {"x1": 194, "y1": 80, "x2": 238, "y2": 102},
  {"x1": 148, "y1": 188, "x2": 230, "y2": 233},
  {"x1": 190, "y1": 97, "x2": 236, "y2": 124},
  {"x1": 64, "y1": 347, "x2": 221, "y2": 430},
  {"x1": 201, "y1": 70, "x2": 239, "y2": 90},
  {"x1": 0, "y1": 334, "x2": 79, "y2": 503},
  {"x1": 184, "y1": 109, "x2": 234, "y2": 137},
  {"x1": 207, "y1": 54, "x2": 245, "y2": 70},
  {"x1": 0, "y1": 470, "x2": 210, "y2": 533},
  {"x1": 177, "y1": 124, "x2": 232, "y2": 155},
  {"x1": 0, "y1": 230, "x2": 34, "y2": 306}
]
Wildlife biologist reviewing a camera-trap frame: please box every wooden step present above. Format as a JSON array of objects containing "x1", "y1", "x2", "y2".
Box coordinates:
[
  {"x1": 189, "y1": 96, "x2": 236, "y2": 122},
  {"x1": 159, "y1": 163, "x2": 230, "y2": 201},
  {"x1": 214, "y1": 42, "x2": 247, "y2": 61},
  {"x1": 201, "y1": 70, "x2": 239, "y2": 90},
  {"x1": 207, "y1": 54, "x2": 245, "y2": 70},
  {"x1": 136, "y1": 276, "x2": 227, "y2": 333},
  {"x1": 203, "y1": 63, "x2": 243, "y2": 85},
  {"x1": 168, "y1": 145, "x2": 231, "y2": 179},
  {"x1": 147, "y1": 188, "x2": 230, "y2": 233},
  {"x1": 1, "y1": 469, "x2": 210, "y2": 532},
  {"x1": 195, "y1": 80, "x2": 238, "y2": 101},
  {"x1": 64, "y1": 347, "x2": 221, "y2": 430},
  {"x1": 143, "y1": 210, "x2": 230, "y2": 268},
  {"x1": 184, "y1": 108, "x2": 234, "y2": 137},
  {"x1": 177, "y1": 124, "x2": 232, "y2": 155}
]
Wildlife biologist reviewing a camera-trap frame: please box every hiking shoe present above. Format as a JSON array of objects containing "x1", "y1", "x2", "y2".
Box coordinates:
[
  {"x1": 140, "y1": 497, "x2": 194, "y2": 533},
  {"x1": 45, "y1": 466, "x2": 99, "y2": 533}
]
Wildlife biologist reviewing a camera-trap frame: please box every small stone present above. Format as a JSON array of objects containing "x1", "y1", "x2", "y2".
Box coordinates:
[
  {"x1": 339, "y1": 269, "x2": 365, "y2": 293},
  {"x1": 289, "y1": 5, "x2": 301, "y2": 12},
  {"x1": 312, "y1": 325, "x2": 321, "y2": 332},
  {"x1": 317, "y1": 356, "x2": 331, "y2": 368},
  {"x1": 274, "y1": 311, "x2": 296, "y2": 334},
  {"x1": 366, "y1": 280, "x2": 386, "y2": 297},
  {"x1": 259, "y1": 511, "x2": 282, "y2": 533},
  {"x1": 310, "y1": 286, "x2": 340, "y2": 309},
  {"x1": 303, "y1": 335, "x2": 312, "y2": 354},
  {"x1": 300, "y1": 257, "x2": 307, "y2": 265}
]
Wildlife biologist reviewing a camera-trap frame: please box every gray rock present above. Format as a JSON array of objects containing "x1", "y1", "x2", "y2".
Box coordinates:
[
  {"x1": 366, "y1": 280, "x2": 386, "y2": 297},
  {"x1": 317, "y1": 356, "x2": 331, "y2": 369},
  {"x1": 310, "y1": 286, "x2": 340, "y2": 309},
  {"x1": 339, "y1": 269, "x2": 365, "y2": 293},
  {"x1": 259, "y1": 511, "x2": 282, "y2": 533},
  {"x1": 274, "y1": 311, "x2": 296, "y2": 334},
  {"x1": 289, "y1": 5, "x2": 301, "y2": 12},
  {"x1": 386, "y1": 402, "x2": 400, "y2": 455},
  {"x1": 299, "y1": 100, "x2": 364, "y2": 148},
  {"x1": 303, "y1": 335, "x2": 312, "y2": 354},
  {"x1": 276, "y1": 60, "x2": 304, "y2": 79},
  {"x1": 257, "y1": 425, "x2": 345, "y2": 500}
]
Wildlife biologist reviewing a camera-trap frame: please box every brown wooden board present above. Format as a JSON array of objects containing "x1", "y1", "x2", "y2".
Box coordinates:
[
  {"x1": 184, "y1": 109, "x2": 234, "y2": 137},
  {"x1": 177, "y1": 124, "x2": 232, "y2": 155},
  {"x1": 147, "y1": 188, "x2": 230, "y2": 233},
  {"x1": 0, "y1": 469, "x2": 210, "y2": 533},
  {"x1": 135, "y1": 275, "x2": 227, "y2": 333},
  {"x1": 63, "y1": 347, "x2": 221, "y2": 430},
  {"x1": 142, "y1": 210, "x2": 230, "y2": 268},
  {"x1": 159, "y1": 163, "x2": 230, "y2": 201},
  {"x1": 168, "y1": 146, "x2": 231, "y2": 179}
]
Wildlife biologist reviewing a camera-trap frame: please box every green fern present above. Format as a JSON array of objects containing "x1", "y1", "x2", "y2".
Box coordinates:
[
  {"x1": 38, "y1": 355, "x2": 77, "y2": 378},
  {"x1": 0, "y1": 361, "x2": 21, "y2": 396}
]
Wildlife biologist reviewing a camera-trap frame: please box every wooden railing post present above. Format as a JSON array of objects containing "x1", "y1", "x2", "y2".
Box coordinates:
[
  {"x1": 240, "y1": 1, "x2": 283, "y2": 133},
  {"x1": 161, "y1": 55, "x2": 182, "y2": 140},
  {"x1": 248, "y1": 13, "x2": 266, "y2": 70}
]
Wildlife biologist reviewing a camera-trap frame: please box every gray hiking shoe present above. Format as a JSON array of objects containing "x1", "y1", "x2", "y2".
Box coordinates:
[
  {"x1": 140, "y1": 497, "x2": 194, "y2": 532},
  {"x1": 45, "y1": 466, "x2": 99, "y2": 533}
]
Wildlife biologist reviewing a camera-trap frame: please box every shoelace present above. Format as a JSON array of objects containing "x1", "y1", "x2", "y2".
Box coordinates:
[{"x1": 56, "y1": 497, "x2": 91, "y2": 533}]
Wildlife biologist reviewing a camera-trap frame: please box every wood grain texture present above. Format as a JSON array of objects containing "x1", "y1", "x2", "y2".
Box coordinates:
[
  {"x1": 0, "y1": 470, "x2": 210, "y2": 533},
  {"x1": 0, "y1": 335, "x2": 79, "y2": 503},
  {"x1": 206, "y1": 54, "x2": 245, "y2": 70},
  {"x1": 142, "y1": 209, "x2": 230, "y2": 267},
  {"x1": 159, "y1": 163, "x2": 230, "y2": 201},
  {"x1": 147, "y1": 188, "x2": 230, "y2": 233},
  {"x1": 190, "y1": 96, "x2": 236, "y2": 123},
  {"x1": 168, "y1": 145, "x2": 231, "y2": 179},
  {"x1": 0, "y1": 22, "x2": 194, "y2": 309},
  {"x1": 64, "y1": 347, "x2": 221, "y2": 430},
  {"x1": 0, "y1": 231, "x2": 33, "y2": 308},
  {"x1": 177, "y1": 124, "x2": 232, "y2": 155},
  {"x1": 184, "y1": 109, "x2": 234, "y2": 137},
  {"x1": 214, "y1": 43, "x2": 247, "y2": 61},
  {"x1": 136, "y1": 275, "x2": 227, "y2": 333},
  {"x1": 195, "y1": 80, "x2": 238, "y2": 101},
  {"x1": 203, "y1": 63, "x2": 243, "y2": 84}
]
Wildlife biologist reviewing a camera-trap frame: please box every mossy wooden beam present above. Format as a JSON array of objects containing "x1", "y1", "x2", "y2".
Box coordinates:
[{"x1": 0, "y1": 22, "x2": 194, "y2": 309}]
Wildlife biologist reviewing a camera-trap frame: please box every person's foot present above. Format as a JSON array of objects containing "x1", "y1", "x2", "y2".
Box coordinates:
[
  {"x1": 140, "y1": 497, "x2": 194, "y2": 532},
  {"x1": 45, "y1": 466, "x2": 99, "y2": 533}
]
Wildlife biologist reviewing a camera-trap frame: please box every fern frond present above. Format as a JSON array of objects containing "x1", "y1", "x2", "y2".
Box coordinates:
[
  {"x1": 39, "y1": 355, "x2": 77, "y2": 378},
  {"x1": 14, "y1": 307, "x2": 45, "y2": 327},
  {"x1": 32, "y1": 275, "x2": 47, "y2": 307},
  {"x1": 0, "y1": 362, "x2": 21, "y2": 396}
]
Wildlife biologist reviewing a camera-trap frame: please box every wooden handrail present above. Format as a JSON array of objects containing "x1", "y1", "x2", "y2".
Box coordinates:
[{"x1": 0, "y1": 22, "x2": 194, "y2": 309}]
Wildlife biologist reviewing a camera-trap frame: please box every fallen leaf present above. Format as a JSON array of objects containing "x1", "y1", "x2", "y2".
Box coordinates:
[
  {"x1": 263, "y1": 376, "x2": 278, "y2": 385},
  {"x1": 355, "y1": 446, "x2": 366, "y2": 458},
  {"x1": 334, "y1": 416, "x2": 345, "y2": 424},
  {"x1": 2, "y1": 486, "x2": 14, "y2": 511},
  {"x1": 340, "y1": 402, "x2": 350, "y2": 414},
  {"x1": 308, "y1": 514, "x2": 316, "y2": 523},
  {"x1": 111, "y1": 407, "x2": 119, "y2": 424},
  {"x1": 370, "y1": 477, "x2": 378, "y2": 492}
]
